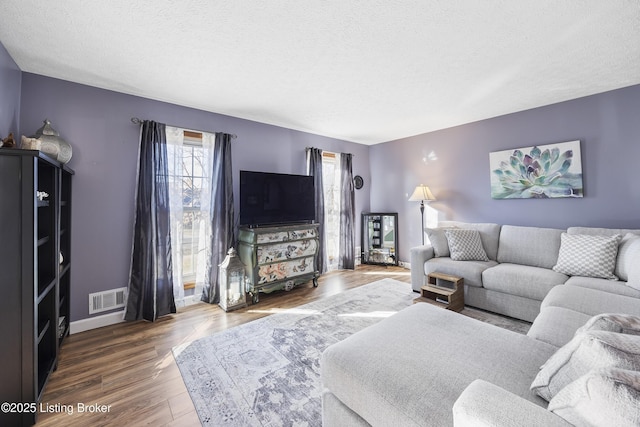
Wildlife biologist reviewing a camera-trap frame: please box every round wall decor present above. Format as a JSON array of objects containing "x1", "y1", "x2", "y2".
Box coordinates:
[{"x1": 354, "y1": 175, "x2": 364, "y2": 190}]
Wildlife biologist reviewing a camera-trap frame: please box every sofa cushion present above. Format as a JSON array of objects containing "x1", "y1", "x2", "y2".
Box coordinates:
[
  {"x1": 531, "y1": 313, "x2": 640, "y2": 350},
  {"x1": 439, "y1": 221, "x2": 501, "y2": 261},
  {"x1": 565, "y1": 276, "x2": 640, "y2": 299},
  {"x1": 466, "y1": 286, "x2": 542, "y2": 323},
  {"x1": 541, "y1": 285, "x2": 640, "y2": 317},
  {"x1": 630, "y1": 270, "x2": 640, "y2": 292},
  {"x1": 553, "y1": 233, "x2": 621, "y2": 280},
  {"x1": 445, "y1": 229, "x2": 489, "y2": 261},
  {"x1": 454, "y1": 380, "x2": 573, "y2": 427},
  {"x1": 567, "y1": 226, "x2": 640, "y2": 238},
  {"x1": 577, "y1": 313, "x2": 640, "y2": 335},
  {"x1": 321, "y1": 303, "x2": 556, "y2": 427},
  {"x1": 482, "y1": 263, "x2": 567, "y2": 301},
  {"x1": 531, "y1": 330, "x2": 640, "y2": 401},
  {"x1": 322, "y1": 391, "x2": 370, "y2": 427},
  {"x1": 425, "y1": 258, "x2": 498, "y2": 288},
  {"x1": 616, "y1": 233, "x2": 640, "y2": 281},
  {"x1": 497, "y1": 225, "x2": 564, "y2": 269},
  {"x1": 528, "y1": 306, "x2": 591, "y2": 348},
  {"x1": 548, "y1": 368, "x2": 640, "y2": 427}
]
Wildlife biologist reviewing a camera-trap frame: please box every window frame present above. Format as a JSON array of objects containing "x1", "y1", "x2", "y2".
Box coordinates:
[
  {"x1": 321, "y1": 151, "x2": 341, "y2": 270},
  {"x1": 176, "y1": 131, "x2": 205, "y2": 289}
]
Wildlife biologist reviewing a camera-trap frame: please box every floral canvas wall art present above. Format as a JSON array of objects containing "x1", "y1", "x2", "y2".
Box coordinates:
[{"x1": 490, "y1": 140, "x2": 583, "y2": 199}]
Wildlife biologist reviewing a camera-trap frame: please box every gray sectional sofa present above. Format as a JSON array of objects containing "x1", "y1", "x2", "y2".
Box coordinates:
[
  {"x1": 410, "y1": 221, "x2": 640, "y2": 322},
  {"x1": 321, "y1": 223, "x2": 640, "y2": 426}
]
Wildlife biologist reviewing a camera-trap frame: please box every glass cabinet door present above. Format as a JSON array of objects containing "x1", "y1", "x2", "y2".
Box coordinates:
[{"x1": 361, "y1": 213, "x2": 398, "y2": 265}]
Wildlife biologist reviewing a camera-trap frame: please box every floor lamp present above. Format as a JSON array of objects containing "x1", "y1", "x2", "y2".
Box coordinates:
[{"x1": 408, "y1": 184, "x2": 436, "y2": 245}]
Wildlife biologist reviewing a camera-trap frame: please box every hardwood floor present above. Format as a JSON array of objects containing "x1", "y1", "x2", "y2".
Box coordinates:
[{"x1": 36, "y1": 265, "x2": 411, "y2": 427}]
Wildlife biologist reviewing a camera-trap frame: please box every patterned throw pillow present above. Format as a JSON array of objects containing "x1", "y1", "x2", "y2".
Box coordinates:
[
  {"x1": 577, "y1": 313, "x2": 640, "y2": 336},
  {"x1": 444, "y1": 229, "x2": 489, "y2": 261},
  {"x1": 530, "y1": 330, "x2": 640, "y2": 401},
  {"x1": 552, "y1": 233, "x2": 622, "y2": 280},
  {"x1": 548, "y1": 368, "x2": 640, "y2": 427}
]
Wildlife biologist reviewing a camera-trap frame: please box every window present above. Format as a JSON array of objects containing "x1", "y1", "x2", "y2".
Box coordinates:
[
  {"x1": 322, "y1": 152, "x2": 341, "y2": 270},
  {"x1": 166, "y1": 128, "x2": 215, "y2": 304},
  {"x1": 175, "y1": 131, "x2": 205, "y2": 289}
]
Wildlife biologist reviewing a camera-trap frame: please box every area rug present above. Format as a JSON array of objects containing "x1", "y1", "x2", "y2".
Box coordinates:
[{"x1": 172, "y1": 278, "x2": 530, "y2": 426}]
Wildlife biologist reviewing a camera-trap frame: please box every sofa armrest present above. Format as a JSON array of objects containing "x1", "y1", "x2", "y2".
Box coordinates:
[
  {"x1": 410, "y1": 245, "x2": 434, "y2": 292},
  {"x1": 453, "y1": 380, "x2": 571, "y2": 427}
]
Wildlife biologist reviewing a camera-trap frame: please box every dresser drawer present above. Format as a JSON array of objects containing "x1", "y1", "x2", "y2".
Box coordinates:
[
  {"x1": 257, "y1": 256, "x2": 315, "y2": 285},
  {"x1": 243, "y1": 226, "x2": 318, "y2": 244},
  {"x1": 256, "y1": 239, "x2": 318, "y2": 264}
]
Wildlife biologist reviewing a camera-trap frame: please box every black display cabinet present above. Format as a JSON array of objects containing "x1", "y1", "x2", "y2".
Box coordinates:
[{"x1": 361, "y1": 212, "x2": 398, "y2": 266}]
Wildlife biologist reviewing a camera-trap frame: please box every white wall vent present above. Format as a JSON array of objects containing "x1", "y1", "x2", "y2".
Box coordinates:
[{"x1": 89, "y1": 287, "x2": 127, "y2": 314}]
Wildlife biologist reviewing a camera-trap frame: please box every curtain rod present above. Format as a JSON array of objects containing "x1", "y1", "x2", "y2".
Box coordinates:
[{"x1": 131, "y1": 117, "x2": 237, "y2": 139}]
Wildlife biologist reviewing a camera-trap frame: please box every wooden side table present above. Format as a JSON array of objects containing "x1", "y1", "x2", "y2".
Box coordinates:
[{"x1": 414, "y1": 272, "x2": 464, "y2": 312}]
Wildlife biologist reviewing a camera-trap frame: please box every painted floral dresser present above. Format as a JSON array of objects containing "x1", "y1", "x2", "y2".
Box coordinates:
[{"x1": 237, "y1": 223, "x2": 320, "y2": 302}]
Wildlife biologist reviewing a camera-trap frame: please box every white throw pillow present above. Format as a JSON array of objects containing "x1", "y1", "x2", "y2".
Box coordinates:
[
  {"x1": 425, "y1": 227, "x2": 456, "y2": 257},
  {"x1": 530, "y1": 330, "x2": 640, "y2": 401},
  {"x1": 623, "y1": 237, "x2": 640, "y2": 291},
  {"x1": 577, "y1": 313, "x2": 640, "y2": 336},
  {"x1": 444, "y1": 229, "x2": 489, "y2": 262},
  {"x1": 548, "y1": 368, "x2": 640, "y2": 427},
  {"x1": 553, "y1": 233, "x2": 622, "y2": 280},
  {"x1": 616, "y1": 233, "x2": 640, "y2": 281}
]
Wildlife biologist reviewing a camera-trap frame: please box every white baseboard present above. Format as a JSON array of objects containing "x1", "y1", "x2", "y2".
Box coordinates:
[
  {"x1": 70, "y1": 295, "x2": 205, "y2": 334},
  {"x1": 70, "y1": 310, "x2": 125, "y2": 334}
]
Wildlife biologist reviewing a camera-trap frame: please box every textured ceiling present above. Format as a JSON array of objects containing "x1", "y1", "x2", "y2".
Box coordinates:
[{"x1": 1, "y1": 1, "x2": 639, "y2": 145}]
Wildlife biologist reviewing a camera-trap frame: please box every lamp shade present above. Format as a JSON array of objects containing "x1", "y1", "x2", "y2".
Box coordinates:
[{"x1": 408, "y1": 185, "x2": 436, "y2": 202}]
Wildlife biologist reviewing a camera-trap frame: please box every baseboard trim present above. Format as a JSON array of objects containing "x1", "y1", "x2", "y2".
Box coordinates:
[
  {"x1": 70, "y1": 295, "x2": 204, "y2": 334},
  {"x1": 70, "y1": 310, "x2": 125, "y2": 334}
]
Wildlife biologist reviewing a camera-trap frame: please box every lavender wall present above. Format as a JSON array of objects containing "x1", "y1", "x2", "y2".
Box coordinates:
[
  {"x1": 0, "y1": 42, "x2": 21, "y2": 140},
  {"x1": 19, "y1": 73, "x2": 370, "y2": 322},
  {"x1": 370, "y1": 85, "x2": 640, "y2": 264},
  {"x1": 17, "y1": 70, "x2": 640, "y2": 322}
]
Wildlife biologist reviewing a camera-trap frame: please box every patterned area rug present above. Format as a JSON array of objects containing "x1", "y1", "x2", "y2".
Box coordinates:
[{"x1": 172, "y1": 278, "x2": 530, "y2": 426}]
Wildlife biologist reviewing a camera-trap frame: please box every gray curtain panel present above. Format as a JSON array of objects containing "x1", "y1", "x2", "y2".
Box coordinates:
[
  {"x1": 339, "y1": 153, "x2": 355, "y2": 269},
  {"x1": 125, "y1": 120, "x2": 176, "y2": 321},
  {"x1": 307, "y1": 147, "x2": 326, "y2": 274},
  {"x1": 202, "y1": 133, "x2": 235, "y2": 304}
]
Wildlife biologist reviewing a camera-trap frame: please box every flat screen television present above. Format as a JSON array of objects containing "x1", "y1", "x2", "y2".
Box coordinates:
[{"x1": 239, "y1": 170, "x2": 316, "y2": 227}]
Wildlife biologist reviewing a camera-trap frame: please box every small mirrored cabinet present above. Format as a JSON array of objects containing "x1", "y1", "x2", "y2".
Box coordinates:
[{"x1": 361, "y1": 213, "x2": 398, "y2": 265}]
